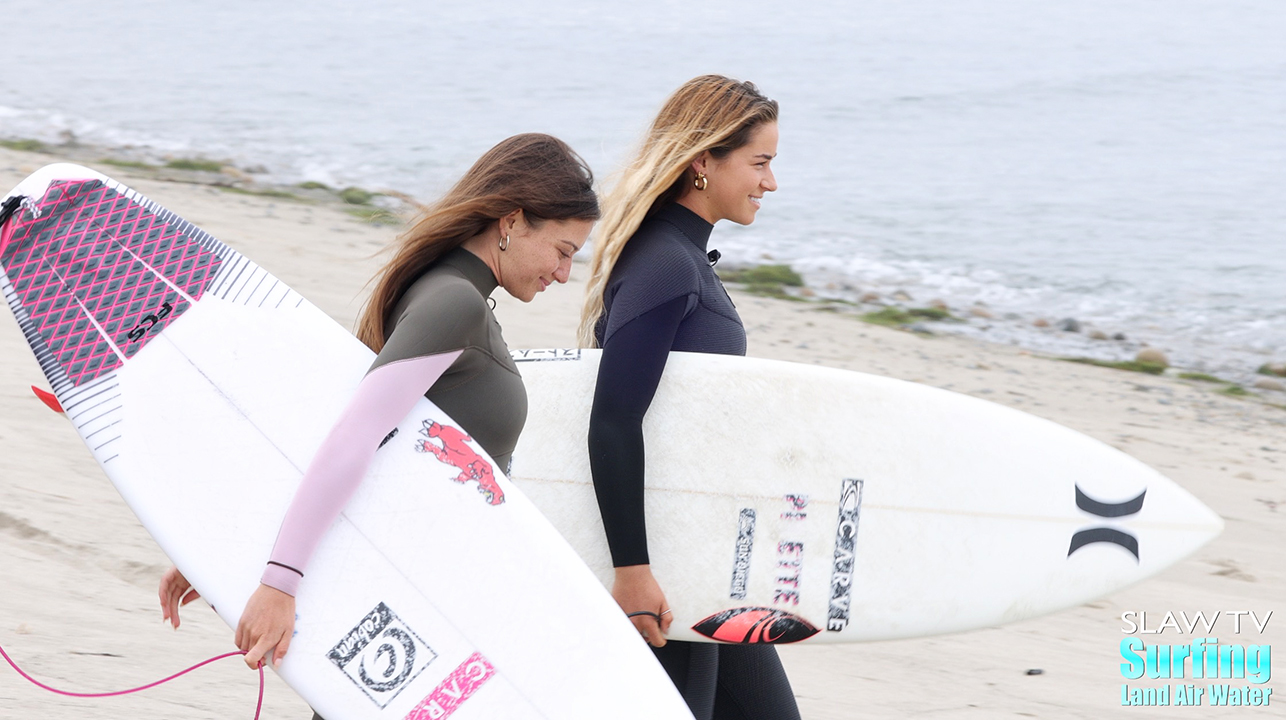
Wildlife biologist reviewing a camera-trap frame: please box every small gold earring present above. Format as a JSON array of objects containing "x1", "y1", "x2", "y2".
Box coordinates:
[
  {"x1": 694, "y1": 172, "x2": 708, "y2": 191},
  {"x1": 499, "y1": 234, "x2": 510, "y2": 251}
]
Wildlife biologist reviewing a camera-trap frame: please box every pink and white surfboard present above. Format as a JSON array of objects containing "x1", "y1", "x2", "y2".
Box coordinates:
[{"x1": 1, "y1": 164, "x2": 693, "y2": 720}]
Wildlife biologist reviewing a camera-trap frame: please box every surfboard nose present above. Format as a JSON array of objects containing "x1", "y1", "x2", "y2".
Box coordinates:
[
  {"x1": 1040, "y1": 470, "x2": 1223, "y2": 615},
  {"x1": 1069, "y1": 471, "x2": 1223, "y2": 564}
]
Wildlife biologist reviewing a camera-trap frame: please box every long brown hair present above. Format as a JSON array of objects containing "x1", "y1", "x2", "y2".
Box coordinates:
[
  {"x1": 357, "y1": 133, "x2": 599, "y2": 352},
  {"x1": 577, "y1": 75, "x2": 778, "y2": 347}
]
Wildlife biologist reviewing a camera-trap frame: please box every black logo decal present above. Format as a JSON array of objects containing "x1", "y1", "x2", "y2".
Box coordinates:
[
  {"x1": 126, "y1": 301, "x2": 172, "y2": 342},
  {"x1": 329, "y1": 602, "x2": 437, "y2": 708},
  {"x1": 827, "y1": 478, "x2": 863, "y2": 632},
  {"x1": 1068, "y1": 485, "x2": 1146, "y2": 561},
  {"x1": 378, "y1": 427, "x2": 399, "y2": 449},
  {"x1": 509, "y1": 348, "x2": 581, "y2": 362},
  {"x1": 729, "y1": 509, "x2": 756, "y2": 599}
]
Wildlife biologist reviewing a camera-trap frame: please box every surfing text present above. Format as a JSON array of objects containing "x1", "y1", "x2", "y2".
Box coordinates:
[{"x1": 1117, "y1": 609, "x2": 1274, "y2": 707}]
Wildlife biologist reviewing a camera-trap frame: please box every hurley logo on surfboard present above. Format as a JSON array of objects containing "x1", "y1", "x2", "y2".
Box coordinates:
[{"x1": 1069, "y1": 485, "x2": 1147, "y2": 561}]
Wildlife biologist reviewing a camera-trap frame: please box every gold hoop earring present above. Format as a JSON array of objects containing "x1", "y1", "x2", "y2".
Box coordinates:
[
  {"x1": 499, "y1": 234, "x2": 510, "y2": 251},
  {"x1": 694, "y1": 172, "x2": 708, "y2": 191}
]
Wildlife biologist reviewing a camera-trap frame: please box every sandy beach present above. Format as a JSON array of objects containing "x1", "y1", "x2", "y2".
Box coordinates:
[{"x1": 1, "y1": 147, "x2": 1281, "y2": 718}]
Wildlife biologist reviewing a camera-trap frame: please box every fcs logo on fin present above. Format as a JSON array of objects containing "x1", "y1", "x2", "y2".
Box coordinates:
[{"x1": 692, "y1": 607, "x2": 820, "y2": 644}]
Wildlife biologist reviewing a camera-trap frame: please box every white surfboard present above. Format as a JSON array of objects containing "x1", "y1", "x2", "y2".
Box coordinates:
[
  {"x1": 0, "y1": 165, "x2": 694, "y2": 719},
  {"x1": 508, "y1": 349, "x2": 1223, "y2": 645}
]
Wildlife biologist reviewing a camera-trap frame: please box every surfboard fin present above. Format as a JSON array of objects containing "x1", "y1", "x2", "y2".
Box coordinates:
[{"x1": 31, "y1": 385, "x2": 64, "y2": 414}]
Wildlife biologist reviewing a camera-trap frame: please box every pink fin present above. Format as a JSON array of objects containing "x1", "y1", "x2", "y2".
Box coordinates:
[{"x1": 31, "y1": 386, "x2": 64, "y2": 413}]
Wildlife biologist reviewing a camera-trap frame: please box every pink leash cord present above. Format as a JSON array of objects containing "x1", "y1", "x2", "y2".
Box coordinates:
[{"x1": 0, "y1": 642, "x2": 265, "y2": 719}]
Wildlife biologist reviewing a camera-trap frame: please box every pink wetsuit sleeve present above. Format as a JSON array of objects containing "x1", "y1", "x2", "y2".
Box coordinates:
[{"x1": 260, "y1": 350, "x2": 462, "y2": 596}]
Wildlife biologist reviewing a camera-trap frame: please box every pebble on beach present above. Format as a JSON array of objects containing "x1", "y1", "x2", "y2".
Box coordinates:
[
  {"x1": 860, "y1": 292, "x2": 882, "y2": 304},
  {"x1": 970, "y1": 306, "x2": 994, "y2": 319},
  {"x1": 1088, "y1": 330, "x2": 1109, "y2": 340},
  {"x1": 929, "y1": 298, "x2": 949, "y2": 311},
  {"x1": 892, "y1": 290, "x2": 913, "y2": 302},
  {"x1": 1253, "y1": 378, "x2": 1284, "y2": 392},
  {"x1": 1033, "y1": 318, "x2": 1050, "y2": 328},
  {"x1": 1057, "y1": 318, "x2": 1081, "y2": 333},
  {"x1": 1136, "y1": 348, "x2": 1169, "y2": 367}
]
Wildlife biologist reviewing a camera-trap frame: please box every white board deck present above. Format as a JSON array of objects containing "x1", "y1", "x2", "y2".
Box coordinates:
[
  {"x1": 509, "y1": 348, "x2": 1223, "y2": 645},
  {"x1": 1, "y1": 165, "x2": 693, "y2": 720}
]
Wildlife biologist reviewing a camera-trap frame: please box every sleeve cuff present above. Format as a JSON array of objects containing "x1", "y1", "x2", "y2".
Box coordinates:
[
  {"x1": 610, "y1": 549, "x2": 651, "y2": 568},
  {"x1": 261, "y1": 562, "x2": 303, "y2": 597}
]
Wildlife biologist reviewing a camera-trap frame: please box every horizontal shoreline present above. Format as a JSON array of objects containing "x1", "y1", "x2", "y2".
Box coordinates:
[
  {"x1": 2, "y1": 139, "x2": 1283, "y2": 404},
  {"x1": 0, "y1": 135, "x2": 418, "y2": 218}
]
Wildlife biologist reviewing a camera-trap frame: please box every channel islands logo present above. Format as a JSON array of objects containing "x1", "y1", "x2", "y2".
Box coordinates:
[{"x1": 329, "y1": 603, "x2": 437, "y2": 708}]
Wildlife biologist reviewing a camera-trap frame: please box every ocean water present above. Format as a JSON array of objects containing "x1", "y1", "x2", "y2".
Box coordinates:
[{"x1": 3, "y1": 0, "x2": 1283, "y2": 378}]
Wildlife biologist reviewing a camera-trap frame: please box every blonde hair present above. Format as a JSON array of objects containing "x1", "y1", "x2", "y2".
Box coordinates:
[
  {"x1": 576, "y1": 75, "x2": 778, "y2": 347},
  {"x1": 356, "y1": 134, "x2": 598, "y2": 352}
]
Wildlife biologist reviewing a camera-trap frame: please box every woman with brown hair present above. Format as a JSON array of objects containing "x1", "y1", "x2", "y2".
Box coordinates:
[
  {"x1": 579, "y1": 76, "x2": 799, "y2": 719},
  {"x1": 158, "y1": 133, "x2": 599, "y2": 679}
]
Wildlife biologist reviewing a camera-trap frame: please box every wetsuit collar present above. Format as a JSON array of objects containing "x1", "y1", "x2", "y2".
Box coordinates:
[
  {"x1": 656, "y1": 202, "x2": 714, "y2": 253},
  {"x1": 441, "y1": 246, "x2": 500, "y2": 298}
]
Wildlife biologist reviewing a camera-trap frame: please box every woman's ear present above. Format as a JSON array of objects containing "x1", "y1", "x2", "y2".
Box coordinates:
[
  {"x1": 690, "y1": 151, "x2": 712, "y2": 177},
  {"x1": 500, "y1": 208, "x2": 523, "y2": 236}
]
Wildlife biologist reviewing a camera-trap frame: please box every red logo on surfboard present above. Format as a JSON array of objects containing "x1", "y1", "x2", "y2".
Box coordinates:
[
  {"x1": 692, "y1": 607, "x2": 820, "y2": 644},
  {"x1": 415, "y1": 420, "x2": 504, "y2": 505},
  {"x1": 404, "y1": 652, "x2": 495, "y2": 720}
]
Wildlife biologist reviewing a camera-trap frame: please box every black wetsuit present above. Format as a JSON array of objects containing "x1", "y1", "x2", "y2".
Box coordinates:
[{"x1": 588, "y1": 202, "x2": 800, "y2": 720}]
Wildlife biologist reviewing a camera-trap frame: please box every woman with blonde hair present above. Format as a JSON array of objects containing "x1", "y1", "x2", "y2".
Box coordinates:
[
  {"x1": 580, "y1": 76, "x2": 798, "y2": 719},
  {"x1": 158, "y1": 134, "x2": 598, "y2": 703}
]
